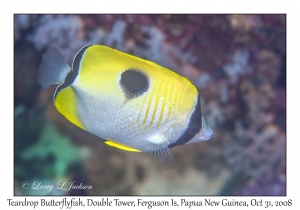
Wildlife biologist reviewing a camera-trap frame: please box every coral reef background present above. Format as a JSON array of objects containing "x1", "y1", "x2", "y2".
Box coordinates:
[{"x1": 14, "y1": 14, "x2": 286, "y2": 195}]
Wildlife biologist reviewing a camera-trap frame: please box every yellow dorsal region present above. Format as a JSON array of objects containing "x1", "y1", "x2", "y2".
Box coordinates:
[
  {"x1": 82, "y1": 45, "x2": 179, "y2": 78},
  {"x1": 105, "y1": 140, "x2": 141, "y2": 152},
  {"x1": 78, "y1": 45, "x2": 198, "y2": 115},
  {"x1": 54, "y1": 87, "x2": 85, "y2": 130}
]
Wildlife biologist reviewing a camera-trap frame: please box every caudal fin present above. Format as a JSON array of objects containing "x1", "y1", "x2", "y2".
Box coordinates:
[{"x1": 36, "y1": 48, "x2": 71, "y2": 86}]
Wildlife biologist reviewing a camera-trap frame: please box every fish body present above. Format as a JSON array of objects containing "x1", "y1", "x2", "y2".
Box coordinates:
[{"x1": 37, "y1": 44, "x2": 213, "y2": 164}]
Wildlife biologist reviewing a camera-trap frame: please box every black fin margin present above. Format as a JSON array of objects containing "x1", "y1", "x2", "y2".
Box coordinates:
[{"x1": 54, "y1": 45, "x2": 92, "y2": 99}]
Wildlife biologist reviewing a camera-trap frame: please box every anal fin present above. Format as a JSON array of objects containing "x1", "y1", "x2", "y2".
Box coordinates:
[{"x1": 105, "y1": 140, "x2": 141, "y2": 152}]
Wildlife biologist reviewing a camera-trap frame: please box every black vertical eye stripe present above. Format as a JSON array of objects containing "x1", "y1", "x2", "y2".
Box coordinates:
[
  {"x1": 188, "y1": 125, "x2": 201, "y2": 135},
  {"x1": 168, "y1": 94, "x2": 202, "y2": 148},
  {"x1": 120, "y1": 69, "x2": 149, "y2": 99}
]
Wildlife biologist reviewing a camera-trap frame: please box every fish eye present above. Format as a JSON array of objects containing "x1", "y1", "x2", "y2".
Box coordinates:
[
  {"x1": 120, "y1": 69, "x2": 149, "y2": 99},
  {"x1": 188, "y1": 125, "x2": 201, "y2": 135}
]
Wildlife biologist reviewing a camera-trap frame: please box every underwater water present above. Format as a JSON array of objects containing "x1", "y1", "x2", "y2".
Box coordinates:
[{"x1": 14, "y1": 14, "x2": 286, "y2": 196}]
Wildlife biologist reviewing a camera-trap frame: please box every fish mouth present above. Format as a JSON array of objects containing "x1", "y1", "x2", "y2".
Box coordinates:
[{"x1": 199, "y1": 115, "x2": 213, "y2": 140}]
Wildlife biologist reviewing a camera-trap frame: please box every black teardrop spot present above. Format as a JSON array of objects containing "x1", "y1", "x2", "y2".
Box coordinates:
[{"x1": 120, "y1": 69, "x2": 149, "y2": 99}]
